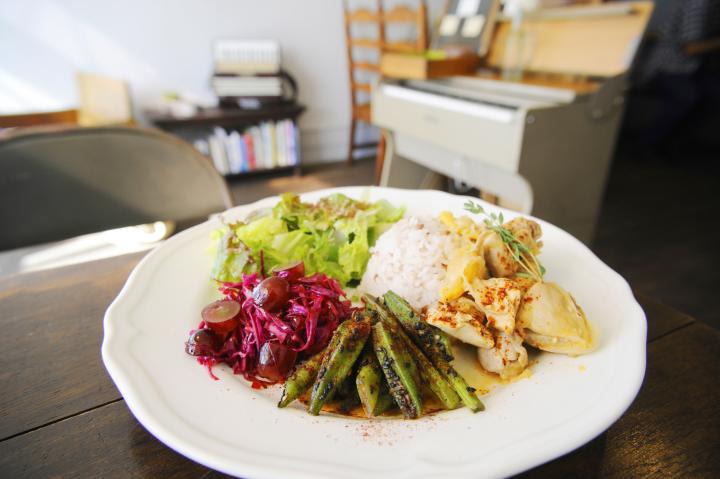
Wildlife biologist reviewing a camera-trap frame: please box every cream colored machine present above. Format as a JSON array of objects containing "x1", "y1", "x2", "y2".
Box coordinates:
[
  {"x1": 372, "y1": 2, "x2": 653, "y2": 244},
  {"x1": 373, "y1": 75, "x2": 626, "y2": 243}
]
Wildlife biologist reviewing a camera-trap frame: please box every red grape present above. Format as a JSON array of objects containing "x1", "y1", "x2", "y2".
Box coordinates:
[
  {"x1": 271, "y1": 261, "x2": 305, "y2": 282},
  {"x1": 257, "y1": 342, "x2": 298, "y2": 381},
  {"x1": 185, "y1": 328, "x2": 219, "y2": 356},
  {"x1": 252, "y1": 276, "x2": 290, "y2": 312},
  {"x1": 201, "y1": 300, "x2": 240, "y2": 334}
]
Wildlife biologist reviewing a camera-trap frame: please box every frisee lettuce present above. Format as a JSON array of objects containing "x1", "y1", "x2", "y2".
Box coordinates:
[{"x1": 211, "y1": 193, "x2": 404, "y2": 286}]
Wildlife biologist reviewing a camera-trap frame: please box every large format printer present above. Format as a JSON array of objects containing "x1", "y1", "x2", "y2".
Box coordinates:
[{"x1": 372, "y1": 2, "x2": 653, "y2": 244}]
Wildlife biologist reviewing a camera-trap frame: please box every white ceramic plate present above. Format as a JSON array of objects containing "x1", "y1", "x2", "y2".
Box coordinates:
[{"x1": 102, "y1": 187, "x2": 646, "y2": 479}]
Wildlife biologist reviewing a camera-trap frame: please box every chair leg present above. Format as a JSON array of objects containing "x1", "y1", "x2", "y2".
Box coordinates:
[
  {"x1": 347, "y1": 118, "x2": 357, "y2": 164},
  {"x1": 375, "y1": 129, "x2": 386, "y2": 185}
]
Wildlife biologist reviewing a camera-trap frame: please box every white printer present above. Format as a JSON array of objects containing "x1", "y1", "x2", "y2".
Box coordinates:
[{"x1": 372, "y1": 2, "x2": 653, "y2": 244}]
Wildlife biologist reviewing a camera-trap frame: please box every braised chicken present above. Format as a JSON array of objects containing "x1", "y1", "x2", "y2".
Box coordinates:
[
  {"x1": 440, "y1": 241, "x2": 489, "y2": 301},
  {"x1": 430, "y1": 210, "x2": 592, "y2": 382},
  {"x1": 426, "y1": 297, "x2": 494, "y2": 348},
  {"x1": 477, "y1": 330, "x2": 528, "y2": 380},
  {"x1": 504, "y1": 217, "x2": 543, "y2": 256},
  {"x1": 517, "y1": 282, "x2": 593, "y2": 355},
  {"x1": 482, "y1": 232, "x2": 519, "y2": 278},
  {"x1": 466, "y1": 278, "x2": 524, "y2": 333},
  {"x1": 483, "y1": 217, "x2": 543, "y2": 278}
]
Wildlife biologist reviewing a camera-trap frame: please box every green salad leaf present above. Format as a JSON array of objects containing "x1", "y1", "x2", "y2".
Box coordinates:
[{"x1": 211, "y1": 193, "x2": 404, "y2": 286}]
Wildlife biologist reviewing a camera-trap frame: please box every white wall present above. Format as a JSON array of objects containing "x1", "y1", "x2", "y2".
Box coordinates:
[
  {"x1": 0, "y1": 0, "x2": 446, "y2": 163},
  {"x1": 0, "y1": 0, "x2": 358, "y2": 162}
]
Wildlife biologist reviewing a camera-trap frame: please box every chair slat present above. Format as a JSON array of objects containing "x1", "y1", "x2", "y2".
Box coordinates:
[
  {"x1": 346, "y1": 8, "x2": 381, "y2": 23},
  {"x1": 383, "y1": 41, "x2": 419, "y2": 53},
  {"x1": 352, "y1": 83, "x2": 373, "y2": 93},
  {"x1": 352, "y1": 61, "x2": 380, "y2": 72},
  {"x1": 383, "y1": 5, "x2": 418, "y2": 22},
  {"x1": 351, "y1": 38, "x2": 382, "y2": 49}
]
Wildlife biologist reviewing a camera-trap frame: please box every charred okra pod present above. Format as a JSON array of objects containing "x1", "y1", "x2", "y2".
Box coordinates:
[
  {"x1": 373, "y1": 387, "x2": 395, "y2": 416},
  {"x1": 372, "y1": 321, "x2": 422, "y2": 419},
  {"x1": 278, "y1": 349, "x2": 325, "y2": 408},
  {"x1": 383, "y1": 290, "x2": 453, "y2": 361},
  {"x1": 365, "y1": 295, "x2": 460, "y2": 410},
  {"x1": 429, "y1": 353, "x2": 484, "y2": 412},
  {"x1": 382, "y1": 291, "x2": 484, "y2": 412},
  {"x1": 398, "y1": 332, "x2": 460, "y2": 410},
  {"x1": 337, "y1": 374, "x2": 361, "y2": 414},
  {"x1": 355, "y1": 344, "x2": 383, "y2": 416},
  {"x1": 308, "y1": 313, "x2": 372, "y2": 415}
]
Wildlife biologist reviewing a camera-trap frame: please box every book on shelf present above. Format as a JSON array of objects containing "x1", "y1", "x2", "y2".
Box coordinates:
[
  {"x1": 248, "y1": 126, "x2": 263, "y2": 170},
  {"x1": 244, "y1": 132, "x2": 256, "y2": 170},
  {"x1": 197, "y1": 119, "x2": 299, "y2": 176},
  {"x1": 284, "y1": 119, "x2": 298, "y2": 167},
  {"x1": 226, "y1": 130, "x2": 243, "y2": 174}
]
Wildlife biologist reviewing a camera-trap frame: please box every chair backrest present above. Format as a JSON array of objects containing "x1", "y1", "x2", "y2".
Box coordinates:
[
  {"x1": 344, "y1": 2, "x2": 383, "y2": 114},
  {"x1": 0, "y1": 126, "x2": 232, "y2": 251},
  {"x1": 381, "y1": 3, "x2": 428, "y2": 54},
  {"x1": 343, "y1": 1, "x2": 428, "y2": 113}
]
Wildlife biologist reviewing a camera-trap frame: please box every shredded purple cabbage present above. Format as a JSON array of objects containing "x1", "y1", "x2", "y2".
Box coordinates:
[{"x1": 195, "y1": 264, "x2": 352, "y2": 388}]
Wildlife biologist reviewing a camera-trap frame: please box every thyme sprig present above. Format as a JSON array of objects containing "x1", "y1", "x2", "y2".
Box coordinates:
[{"x1": 463, "y1": 200, "x2": 545, "y2": 282}]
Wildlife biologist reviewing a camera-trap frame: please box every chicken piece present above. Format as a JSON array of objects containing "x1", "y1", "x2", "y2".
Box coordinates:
[
  {"x1": 426, "y1": 297, "x2": 494, "y2": 348},
  {"x1": 477, "y1": 330, "x2": 528, "y2": 379},
  {"x1": 440, "y1": 241, "x2": 489, "y2": 301},
  {"x1": 482, "y1": 231, "x2": 518, "y2": 278},
  {"x1": 517, "y1": 282, "x2": 593, "y2": 355},
  {"x1": 504, "y1": 217, "x2": 543, "y2": 255},
  {"x1": 482, "y1": 217, "x2": 543, "y2": 278},
  {"x1": 466, "y1": 278, "x2": 524, "y2": 333},
  {"x1": 512, "y1": 277, "x2": 537, "y2": 296}
]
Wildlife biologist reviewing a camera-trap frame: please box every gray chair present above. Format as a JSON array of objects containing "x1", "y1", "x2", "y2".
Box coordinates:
[{"x1": 0, "y1": 126, "x2": 233, "y2": 251}]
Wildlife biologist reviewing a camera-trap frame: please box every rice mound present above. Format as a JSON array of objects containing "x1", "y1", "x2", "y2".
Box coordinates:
[{"x1": 359, "y1": 215, "x2": 455, "y2": 309}]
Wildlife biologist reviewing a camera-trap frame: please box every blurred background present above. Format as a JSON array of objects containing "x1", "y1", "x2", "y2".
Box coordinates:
[{"x1": 1, "y1": 0, "x2": 718, "y2": 325}]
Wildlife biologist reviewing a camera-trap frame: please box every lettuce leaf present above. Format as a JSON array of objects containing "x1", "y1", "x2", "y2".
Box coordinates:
[{"x1": 210, "y1": 193, "x2": 404, "y2": 286}]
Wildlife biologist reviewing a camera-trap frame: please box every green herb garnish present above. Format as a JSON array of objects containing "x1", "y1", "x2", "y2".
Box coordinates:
[{"x1": 463, "y1": 200, "x2": 545, "y2": 282}]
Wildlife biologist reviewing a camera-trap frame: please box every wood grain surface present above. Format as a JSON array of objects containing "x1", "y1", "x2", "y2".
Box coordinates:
[
  {"x1": 0, "y1": 253, "x2": 143, "y2": 440},
  {"x1": 520, "y1": 322, "x2": 720, "y2": 478},
  {"x1": 0, "y1": 252, "x2": 717, "y2": 478},
  {"x1": 636, "y1": 291, "x2": 695, "y2": 342}
]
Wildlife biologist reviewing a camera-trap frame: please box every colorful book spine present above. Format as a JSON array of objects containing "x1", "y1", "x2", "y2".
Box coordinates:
[
  {"x1": 238, "y1": 134, "x2": 249, "y2": 172},
  {"x1": 193, "y1": 119, "x2": 299, "y2": 175},
  {"x1": 227, "y1": 130, "x2": 242, "y2": 174},
  {"x1": 244, "y1": 132, "x2": 256, "y2": 170},
  {"x1": 286, "y1": 120, "x2": 297, "y2": 166}
]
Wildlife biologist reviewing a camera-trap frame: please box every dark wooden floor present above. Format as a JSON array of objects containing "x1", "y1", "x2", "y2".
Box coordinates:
[{"x1": 229, "y1": 157, "x2": 720, "y2": 328}]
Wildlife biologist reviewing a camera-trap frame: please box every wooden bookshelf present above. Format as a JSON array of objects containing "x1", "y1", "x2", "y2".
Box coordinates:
[{"x1": 146, "y1": 102, "x2": 305, "y2": 178}]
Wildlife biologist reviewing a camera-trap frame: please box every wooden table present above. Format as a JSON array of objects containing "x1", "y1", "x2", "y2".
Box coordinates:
[{"x1": 1, "y1": 253, "x2": 718, "y2": 478}]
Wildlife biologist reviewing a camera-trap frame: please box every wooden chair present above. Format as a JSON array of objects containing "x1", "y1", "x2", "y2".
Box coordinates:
[{"x1": 343, "y1": 1, "x2": 428, "y2": 165}]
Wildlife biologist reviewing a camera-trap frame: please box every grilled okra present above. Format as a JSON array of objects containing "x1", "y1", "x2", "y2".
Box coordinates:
[
  {"x1": 278, "y1": 349, "x2": 325, "y2": 408},
  {"x1": 372, "y1": 321, "x2": 422, "y2": 419},
  {"x1": 373, "y1": 387, "x2": 395, "y2": 416},
  {"x1": 337, "y1": 374, "x2": 361, "y2": 413},
  {"x1": 365, "y1": 295, "x2": 460, "y2": 410},
  {"x1": 307, "y1": 313, "x2": 372, "y2": 415},
  {"x1": 382, "y1": 291, "x2": 484, "y2": 412},
  {"x1": 355, "y1": 344, "x2": 383, "y2": 417},
  {"x1": 383, "y1": 290, "x2": 453, "y2": 361},
  {"x1": 434, "y1": 355, "x2": 484, "y2": 412},
  {"x1": 398, "y1": 332, "x2": 460, "y2": 409}
]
